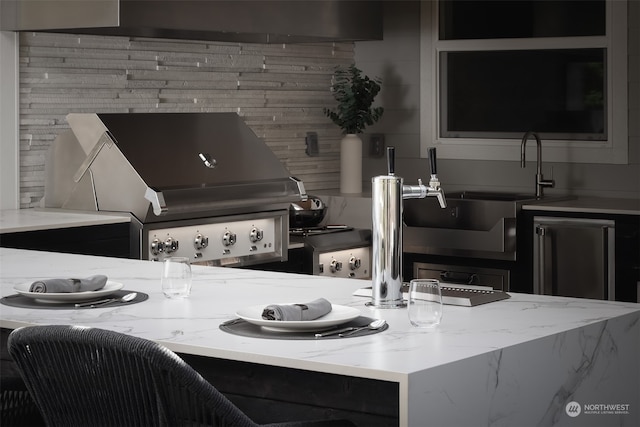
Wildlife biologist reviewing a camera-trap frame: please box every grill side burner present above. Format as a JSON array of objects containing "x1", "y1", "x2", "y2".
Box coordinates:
[{"x1": 256, "y1": 227, "x2": 372, "y2": 279}]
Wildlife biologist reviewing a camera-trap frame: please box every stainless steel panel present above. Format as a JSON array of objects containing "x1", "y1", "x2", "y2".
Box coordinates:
[
  {"x1": 533, "y1": 216, "x2": 615, "y2": 300},
  {"x1": 404, "y1": 218, "x2": 517, "y2": 260},
  {"x1": 95, "y1": 113, "x2": 290, "y2": 191},
  {"x1": 138, "y1": 211, "x2": 287, "y2": 266},
  {"x1": 1, "y1": 0, "x2": 382, "y2": 44},
  {"x1": 403, "y1": 191, "x2": 523, "y2": 260},
  {"x1": 44, "y1": 112, "x2": 303, "y2": 223},
  {"x1": 317, "y1": 247, "x2": 370, "y2": 279},
  {"x1": 1, "y1": 0, "x2": 118, "y2": 31}
]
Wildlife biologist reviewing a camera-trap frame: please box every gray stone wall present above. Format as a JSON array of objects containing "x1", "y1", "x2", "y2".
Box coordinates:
[{"x1": 18, "y1": 32, "x2": 353, "y2": 208}]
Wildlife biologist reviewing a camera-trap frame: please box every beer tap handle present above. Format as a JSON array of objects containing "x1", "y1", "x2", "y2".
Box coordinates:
[
  {"x1": 426, "y1": 147, "x2": 446, "y2": 208},
  {"x1": 428, "y1": 147, "x2": 437, "y2": 176},
  {"x1": 387, "y1": 146, "x2": 395, "y2": 176}
]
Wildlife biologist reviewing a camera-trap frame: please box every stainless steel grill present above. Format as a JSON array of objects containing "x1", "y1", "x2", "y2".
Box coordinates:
[{"x1": 43, "y1": 112, "x2": 305, "y2": 266}]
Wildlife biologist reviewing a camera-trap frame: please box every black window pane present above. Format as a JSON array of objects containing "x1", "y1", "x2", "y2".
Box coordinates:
[
  {"x1": 440, "y1": 49, "x2": 606, "y2": 140},
  {"x1": 440, "y1": 1, "x2": 606, "y2": 40}
]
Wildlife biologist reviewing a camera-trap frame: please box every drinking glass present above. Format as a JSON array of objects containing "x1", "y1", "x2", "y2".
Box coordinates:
[
  {"x1": 408, "y1": 279, "x2": 443, "y2": 328},
  {"x1": 161, "y1": 257, "x2": 192, "y2": 299}
]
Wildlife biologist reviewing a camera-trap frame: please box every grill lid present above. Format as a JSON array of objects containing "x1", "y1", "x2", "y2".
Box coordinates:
[{"x1": 44, "y1": 112, "x2": 306, "y2": 222}]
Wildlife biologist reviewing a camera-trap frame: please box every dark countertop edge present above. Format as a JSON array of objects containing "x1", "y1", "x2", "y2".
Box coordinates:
[{"x1": 522, "y1": 196, "x2": 640, "y2": 216}]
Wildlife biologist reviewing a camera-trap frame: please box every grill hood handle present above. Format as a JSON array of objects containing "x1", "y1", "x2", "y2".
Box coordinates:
[
  {"x1": 72, "y1": 132, "x2": 113, "y2": 183},
  {"x1": 145, "y1": 188, "x2": 167, "y2": 216},
  {"x1": 290, "y1": 177, "x2": 308, "y2": 201}
]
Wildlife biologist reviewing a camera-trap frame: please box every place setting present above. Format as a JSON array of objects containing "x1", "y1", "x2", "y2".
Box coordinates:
[
  {"x1": 1, "y1": 274, "x2": 148, "y2": 310},
  {"x1": 220, "y1": 298, "x2": 388, "y2": 340}
]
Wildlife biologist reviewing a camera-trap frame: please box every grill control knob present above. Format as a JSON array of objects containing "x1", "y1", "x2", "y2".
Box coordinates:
[
  {"x1": 249, "y1": 227, "x2": 264, "y2": 243},
  {"x1": 164, "y1": 237, "x2": 179, "y2": 253},
  {"x1": 222, "y1": 231, "x2": 237, "y2": 247},
  {"x1": 150, "y1": 238, "x2": 164, "y2": 255},
  {"x1": 349, "y1": 256, "x2": 361, "y2": 270},
  {"x1": 194, "y1": 233, "x2": 209, "y2": 250},
  {"x1": 329, "y1": 259, "x2": 342, "y2": 273}
]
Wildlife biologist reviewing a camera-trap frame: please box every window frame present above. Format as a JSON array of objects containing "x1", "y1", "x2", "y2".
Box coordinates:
[{"x1": 420, "y1": 0, "x2": 628, "y2": 164}]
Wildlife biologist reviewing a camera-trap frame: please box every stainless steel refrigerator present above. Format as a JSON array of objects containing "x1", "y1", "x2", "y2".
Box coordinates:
[{"x1": 533, "y1": 216, "x2": 615, "y2": 300}]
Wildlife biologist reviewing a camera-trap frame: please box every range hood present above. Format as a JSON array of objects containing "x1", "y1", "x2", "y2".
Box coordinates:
[{"x1": 1, "y1": 0, "x2": 383, "y2": 43}]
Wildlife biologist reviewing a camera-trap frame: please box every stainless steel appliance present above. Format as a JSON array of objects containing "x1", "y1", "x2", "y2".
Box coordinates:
[
  {"x1": 257, "y1": 227, "x2": 372, "y2": 279},
  {"x1": 533, "y1": 216, "x2": 615, "y2": 300},
  {"x1": 43, "y1": 112, "x2": 305, "y2": 267}
]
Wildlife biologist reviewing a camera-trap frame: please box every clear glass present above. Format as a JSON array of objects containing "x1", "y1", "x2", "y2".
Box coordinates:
[
  {"x1": 440, "y1": 49, "x2": 606, "y2": 140},
  {"x1": 161, "y1": 257, "x2": 192, "y2": 299},
  {"x1": 439, "y1": 0, "x2": 605, "y2": 40},
  {"x1": 408, "y1": 279, "x2": 443, "y2": 328}
]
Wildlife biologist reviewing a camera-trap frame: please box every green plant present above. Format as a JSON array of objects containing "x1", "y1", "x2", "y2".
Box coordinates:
[{"x1": 324, "y1": 65, "x2": 384, "y2": 134}]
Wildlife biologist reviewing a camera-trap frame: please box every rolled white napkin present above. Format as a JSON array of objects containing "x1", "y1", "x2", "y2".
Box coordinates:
[
  {"x1": 261, "y1": 298, "x2": 332, "y2": 321},
  {"x1": 29, "y1": 275, "x2": 108, "y2": 293}
]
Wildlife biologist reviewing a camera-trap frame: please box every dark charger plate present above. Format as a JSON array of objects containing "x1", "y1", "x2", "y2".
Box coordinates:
[
  {"x1": 220, "y1": 316, "x2": 388, "y2": 340},
  {"x1": 0, "y1": 290, "x2": 149, "y2": 310}
]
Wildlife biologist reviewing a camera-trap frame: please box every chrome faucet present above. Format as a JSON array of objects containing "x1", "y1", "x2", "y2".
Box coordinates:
[
  {"x1": 520, "y1": 131, "x2": 554, "y2": 198},
  {"x1": 370, "y1": 147, "x2": 446, "y2": 308}
]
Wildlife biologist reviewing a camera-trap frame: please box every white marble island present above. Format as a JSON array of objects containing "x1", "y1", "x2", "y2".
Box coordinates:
[{"x1": 0, "y1": 248, "x2": 638, "y2": 426}]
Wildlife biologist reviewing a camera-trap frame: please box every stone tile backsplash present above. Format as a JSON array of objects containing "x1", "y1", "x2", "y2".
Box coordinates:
[{"x1": 19, "y1": 32, "x2": 353, "y2": 208}]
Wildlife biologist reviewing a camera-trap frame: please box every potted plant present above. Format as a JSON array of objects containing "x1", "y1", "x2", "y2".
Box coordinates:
[{"x1": 324, "y1": 64, "x2": 383, "y2": 193}]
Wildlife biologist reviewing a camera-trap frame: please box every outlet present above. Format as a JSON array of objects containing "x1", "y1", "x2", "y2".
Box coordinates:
[
  {"x1": 369, "y1": 133, "x2": 385, "y2": 157},
  {"x1": 305, "y1": 132, "x2": 319, "y2": 156}
]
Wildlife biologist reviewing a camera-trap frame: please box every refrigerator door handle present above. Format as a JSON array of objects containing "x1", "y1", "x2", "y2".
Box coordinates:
[
  {"x1": 534, "y1": 225, "x2": 546, "y2": 295},
  {"x1": 603, "y1": 226, "x2": 616, "y2": 301}
]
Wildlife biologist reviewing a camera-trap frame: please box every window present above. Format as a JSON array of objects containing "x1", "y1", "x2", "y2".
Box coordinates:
[{"x1": 420, "y1": 0, "x2": 628, "y2": 164}]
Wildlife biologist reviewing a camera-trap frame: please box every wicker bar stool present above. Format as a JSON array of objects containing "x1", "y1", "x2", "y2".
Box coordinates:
[{"x1": 8, "y1": 325, "x2": 356, "y2": 427}]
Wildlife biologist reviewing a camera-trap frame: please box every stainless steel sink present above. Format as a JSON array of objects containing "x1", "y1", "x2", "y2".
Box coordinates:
[
  {"x1": 403, "y1": 191, "x2": 540, "y2": 260},
  {"x1": 403, "y1": 191, "x2": 533, "y2": 230}
]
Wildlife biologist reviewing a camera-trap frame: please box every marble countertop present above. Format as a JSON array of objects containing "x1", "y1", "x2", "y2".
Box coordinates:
[
  {"x1": 1, "y1": 248, "x2": 638, "y2": 426},
  {"x1": 0, "y1": 209, "x2": 130, "y2": 233},
  {"x1": 0, "y1": 246, "x2": 637, "y2": 379}
]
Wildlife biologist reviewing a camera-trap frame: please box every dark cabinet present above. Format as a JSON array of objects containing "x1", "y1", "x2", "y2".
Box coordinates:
[{"x1": 0, "y1": 223, "x2": 131, "y2": 258}]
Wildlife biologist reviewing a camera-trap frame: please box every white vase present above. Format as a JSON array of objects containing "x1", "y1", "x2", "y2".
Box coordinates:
[{"x1": 340, "y1": 133, "x2": 362, "y2": 194}]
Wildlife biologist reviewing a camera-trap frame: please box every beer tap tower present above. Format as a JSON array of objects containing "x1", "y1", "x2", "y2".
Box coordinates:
[{"x1": 370, "y1": 147, "x2": 446, "y2": 308}]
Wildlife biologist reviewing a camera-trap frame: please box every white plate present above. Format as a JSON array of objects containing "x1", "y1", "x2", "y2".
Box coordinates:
[
  {"x1": 236, "y1": 303, "x2": 361, "y2": 332},
  {"x1": 13, "y1": 281, "x2": 124, "y2": 303}
]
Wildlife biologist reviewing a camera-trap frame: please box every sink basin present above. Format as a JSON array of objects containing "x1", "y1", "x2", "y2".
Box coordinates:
[
  {"x1": 403, "y1": 191, "x2": 526, "y2": 260},
  {"x1": 403, "y1": 191, "x2": 524, "y2": 230}
]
